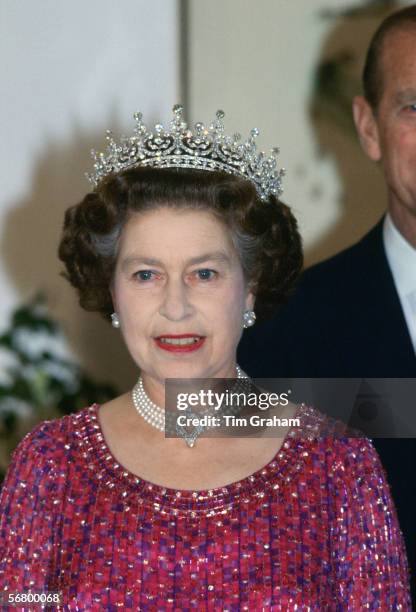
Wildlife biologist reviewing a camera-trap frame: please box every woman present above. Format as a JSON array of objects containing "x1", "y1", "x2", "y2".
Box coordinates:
[{"x1": 0, "y1": 106, "x2": 411, "y2": 610}]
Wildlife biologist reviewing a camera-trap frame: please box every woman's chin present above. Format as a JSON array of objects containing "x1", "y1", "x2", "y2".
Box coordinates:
[{"x1": 158, "y1": 363, "x2": 207, "y2": 380}]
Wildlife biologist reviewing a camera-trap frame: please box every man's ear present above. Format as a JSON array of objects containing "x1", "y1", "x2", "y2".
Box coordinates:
[{"x1": 352, "y1": 95, "x2": 382, "y2": 162}]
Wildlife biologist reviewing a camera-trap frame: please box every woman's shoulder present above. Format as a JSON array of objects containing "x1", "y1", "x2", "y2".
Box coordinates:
[
  {"x1": 299, "y1": 404, "x2": 381, "y2": 474},
  {"x1": 0, "y1": 406, "x2": 96, "y2": 502},
  {"x1": 294, "y1": 406, "x2": 393, "y2": 513},
  {"x1": 8, "y1": 404, "x2": 95, "y2": 466}
]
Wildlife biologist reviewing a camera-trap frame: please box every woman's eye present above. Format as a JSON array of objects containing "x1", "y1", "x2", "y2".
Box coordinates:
[
  {"x1": 196, "y1": 269, "x2": 217, "y2": 281},
  {"x1": 135, "y1": 270, "x2": 155, "y2": 282},
  {"x1": 403, "y1": 103, "x2": 416, "y2": 113}
]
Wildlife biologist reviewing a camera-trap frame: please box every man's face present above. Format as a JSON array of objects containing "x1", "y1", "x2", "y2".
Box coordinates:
[{"x1": 353, "y1": 26, "x2": 416, "y2": 221}]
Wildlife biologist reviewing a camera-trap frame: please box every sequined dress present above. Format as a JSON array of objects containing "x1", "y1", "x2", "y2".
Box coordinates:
[{"x1": 0, "y1": 403, "x2": 411, "y2": 611}]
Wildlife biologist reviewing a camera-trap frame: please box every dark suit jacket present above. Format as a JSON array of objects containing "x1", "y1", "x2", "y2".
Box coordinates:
[{"x1": 238, "y1": 217, "x2": 416, "y2": 595}]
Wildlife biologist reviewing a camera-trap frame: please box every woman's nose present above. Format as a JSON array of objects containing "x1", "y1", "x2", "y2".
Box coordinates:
[{"x1": 158, "y1": 278, "x2": 193, "y2": 321}]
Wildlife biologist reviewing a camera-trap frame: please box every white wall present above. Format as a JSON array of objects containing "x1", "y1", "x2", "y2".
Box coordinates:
[
  {"x1": 0, "y1": 1, "x2": 180, "y2": 389},
  {"x1": 187, "y1": 0, "x2": 408, "y2": 266}
]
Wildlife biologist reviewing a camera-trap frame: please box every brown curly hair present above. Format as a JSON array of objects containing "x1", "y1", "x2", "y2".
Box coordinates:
[{"x1": 58, "y1": 166, "x2": 303, "y2": 323}]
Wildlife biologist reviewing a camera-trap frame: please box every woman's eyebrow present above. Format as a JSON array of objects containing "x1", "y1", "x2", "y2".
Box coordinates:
[
  {"x1": 186, "y1": 251, "x2": 231, "y2": 266},
  {"x1": 120, "y1": 251, "x2": 231, "y2": 270},
  {"x1": 121, "y1": 256, "x2": 163, "y2": 270}
]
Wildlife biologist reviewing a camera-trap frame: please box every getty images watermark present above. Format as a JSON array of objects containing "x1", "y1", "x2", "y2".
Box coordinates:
[
  {"x1": 165, "y1": 378, "x2": 301, "y2": 438},
  {"x1": 165, "y1": 377, "x2": 416, "y2": 439}
]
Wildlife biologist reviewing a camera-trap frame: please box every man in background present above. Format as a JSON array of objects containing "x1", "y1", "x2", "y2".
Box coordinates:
[{"x1": 239, "y1": 4, "x2": 416, "y2": 595}]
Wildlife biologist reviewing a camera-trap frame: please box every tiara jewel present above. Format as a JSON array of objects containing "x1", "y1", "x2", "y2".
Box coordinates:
[{"x1": 86, "y1": 104, "x2": 285, "y2": 201}]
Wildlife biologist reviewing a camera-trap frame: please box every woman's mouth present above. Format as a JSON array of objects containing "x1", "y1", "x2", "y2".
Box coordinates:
[{"x1": 154, "y1": 334, "x2": 206, "y2": 353}]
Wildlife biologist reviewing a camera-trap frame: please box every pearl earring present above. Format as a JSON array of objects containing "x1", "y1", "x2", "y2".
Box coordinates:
[
  {"x1": 111, "y1": 312, "x2": 120, "y2": 328},
  {"x1": 243, "y1": 310, "x2": 256, "y2": 328}
]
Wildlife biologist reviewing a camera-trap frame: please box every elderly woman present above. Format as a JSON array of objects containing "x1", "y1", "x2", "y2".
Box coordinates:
[{"x1": 0, "y1": 106, "x2": 411, "y2": 610}]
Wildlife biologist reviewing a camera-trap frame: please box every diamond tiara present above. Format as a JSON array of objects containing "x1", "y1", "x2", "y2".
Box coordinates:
[{"x1": 86, "y1": 104, "x2": 285, "y2": 201}]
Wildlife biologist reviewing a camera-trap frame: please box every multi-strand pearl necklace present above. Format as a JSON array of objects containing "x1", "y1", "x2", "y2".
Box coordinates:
[{"x1": 132, "y1": 365, "x2": 248, "y2": 447}]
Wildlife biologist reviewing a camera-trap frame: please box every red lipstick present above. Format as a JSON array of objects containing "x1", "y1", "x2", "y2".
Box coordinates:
[{"x1": 154, "y1": 334, "x2": 206, "y2": 353}]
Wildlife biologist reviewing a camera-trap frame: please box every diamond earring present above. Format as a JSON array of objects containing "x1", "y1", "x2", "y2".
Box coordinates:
[
  {"x1": 111, "y1": 312, "x2": 120, "y2": 328},
  {"x1": 243, "y1": 310, "x2": 256, "y2": 328}
]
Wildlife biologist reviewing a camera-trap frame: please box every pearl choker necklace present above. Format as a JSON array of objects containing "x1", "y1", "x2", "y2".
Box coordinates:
[{"x1": 132, "y1": 365, "x2": 248, "y2": 447}]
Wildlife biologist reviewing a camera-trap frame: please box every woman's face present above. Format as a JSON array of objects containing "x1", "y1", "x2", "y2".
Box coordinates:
[{"x1": 110, "y1": 206, "x2": 254, "y2": 384}]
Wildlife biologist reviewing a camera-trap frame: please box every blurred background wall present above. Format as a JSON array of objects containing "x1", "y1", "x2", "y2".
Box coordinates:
[
  {"x1": 0, "y1": 0, "x2": 180, "y2": 391},
  {"x1": 187, "y1": 0, "x2": 409, "y2": 266},
  {"x1": 0, "y1": 0, "x2": 410, "y2": 394}
]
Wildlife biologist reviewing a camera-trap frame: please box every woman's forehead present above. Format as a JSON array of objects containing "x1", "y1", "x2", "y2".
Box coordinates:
[
  {"x1": 121, "y1": 207, "x2": 231, "y2": 242},
  {"x1": 117, "y1": 207, "x2": 237, "y2": 263}
]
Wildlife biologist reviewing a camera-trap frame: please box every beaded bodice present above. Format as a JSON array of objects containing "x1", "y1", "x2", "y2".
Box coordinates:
[{"x1": 0, "y1": 403, "x2": 411, "y2": 610}]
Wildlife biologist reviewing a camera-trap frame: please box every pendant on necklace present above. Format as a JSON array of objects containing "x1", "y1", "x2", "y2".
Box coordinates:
[{"x1": 175, "y1": 413, "x2": 205, "y2": 448}]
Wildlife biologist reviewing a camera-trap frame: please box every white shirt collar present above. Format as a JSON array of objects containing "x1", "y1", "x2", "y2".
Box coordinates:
[{"x1": 383, "y1": 212, "x2": 416, "y2": 297}]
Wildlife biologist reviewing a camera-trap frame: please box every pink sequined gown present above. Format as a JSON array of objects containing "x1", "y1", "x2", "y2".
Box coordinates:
[{"x1": 0, "y1": 403, "x2": 412, "y2": 610}]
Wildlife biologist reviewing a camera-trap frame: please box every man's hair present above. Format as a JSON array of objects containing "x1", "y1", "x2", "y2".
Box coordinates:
[{"x1": 363, "y1": 4, "x2": 416, "y2": 110}]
